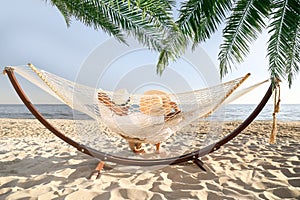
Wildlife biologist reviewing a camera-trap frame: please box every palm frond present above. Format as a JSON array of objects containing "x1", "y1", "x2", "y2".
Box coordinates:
[
  {"x1": 219, "y1": 0, "x2": 271, "y2": 77},
  {"x1": 177, "y1": 0, "x2": 232, "y2": 45},
  {"x1": 133, "y1": 0, "x2": 176, "y2": 25},
  {"x1": 126, "y1": 0, "x2": 186, "y2": 74},
  {"x1": 156, "y1": 31, "x2": 188, "y2": 75},
  {"x1": 274, "y1": 0, "x2": 300, "y2": 87},
  {"x1": 46, "y1": 0, "x2": 72, "y2": 26},
  {"x1": 156, "y1": 0, "x2": 232, "y2": 75},
  {"x1": 100, "y1": 0, "x2": 176, "y2": 50},
  {"x1": 47, "y1": 0, "x2": 176, "y2": 49},
  {"x1": 47, "y1": 0, "x2": 126, "y2": 42},
  {"x1": 286, "y1": 25, "x2": 300, "y2": 87},
  {"x1": 267, "y1": 0, "x2": 299, "y2": 85}
]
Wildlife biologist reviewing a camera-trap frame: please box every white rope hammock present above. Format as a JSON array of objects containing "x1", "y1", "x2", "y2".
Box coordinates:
[{"x1": 9, "y1": 64, "x2": 268, "y2": 148}]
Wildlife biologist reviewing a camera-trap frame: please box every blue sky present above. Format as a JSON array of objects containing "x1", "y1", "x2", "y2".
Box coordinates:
[{"x1": 0, "y1": 0, "x2": 299, "y2": 104}]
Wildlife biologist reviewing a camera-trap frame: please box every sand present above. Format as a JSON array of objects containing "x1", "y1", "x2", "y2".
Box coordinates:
[{"x1": 0, "y1": 119, "x2": 299, "y2": 199}]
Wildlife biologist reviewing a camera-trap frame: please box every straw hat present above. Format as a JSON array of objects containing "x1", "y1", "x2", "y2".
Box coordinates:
[{"x1": 140, "y1": 90, "x2": 173, "y2": 116}]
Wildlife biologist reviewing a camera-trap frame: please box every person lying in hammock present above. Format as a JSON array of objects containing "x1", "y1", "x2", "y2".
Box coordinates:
[
  {"x1": 97, "y1": 90, "x2": 181, "y2": 154},
  {"x1": 97, "y1": 91, "x2": 130, "y2": 116}
]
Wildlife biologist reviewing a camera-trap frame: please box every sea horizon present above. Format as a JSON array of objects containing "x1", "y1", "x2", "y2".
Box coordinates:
[{"x1": 0, "y1": 104, "x2": 299, "y2": 121}]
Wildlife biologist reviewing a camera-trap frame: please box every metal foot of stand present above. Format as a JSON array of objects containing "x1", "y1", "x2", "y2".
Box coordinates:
[
  {"x1": 194, "y1": 158, "x2": 207, "y2": 172},
  {"x1": 88, "y1": 161, "x2": 105, "y2": 179}
]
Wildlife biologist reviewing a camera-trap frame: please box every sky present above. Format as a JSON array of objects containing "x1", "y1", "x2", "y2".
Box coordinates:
[{"x1": 0, "y1": 0, "x2": 299, "y2": 105}]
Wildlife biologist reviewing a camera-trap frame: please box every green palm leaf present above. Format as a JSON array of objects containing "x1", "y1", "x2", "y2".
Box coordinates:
[
  {"x1": 47, "y1": 0, "x2": 72, "y2": 26},
  {"x1": 285, "y1": 0, "x2": 300, "y2": 87},
  {"x1": 47, "y1": 0, "x2": 126, "y2": 42},
  {"x1": 156, "y1": 0, "x2": 232, "y2": 74},
  {"x1": 286, "y1": 23, "x2": 300, "y2": 87},
  {"x1": 156, "y1": 30, "x2": 188, "y2": 75},
  {"x1": 219, "y1": 0, "x2": 271, "y2": 77},
  {"x1": 47, "y1": 0, "x2": 176, "y2": 49},
  {"x1": 267, "y1": 0, "x2": 300, "y2": 86},
  {"x1": 177, "y1": 0, "x2": 232, "y2": 44}
]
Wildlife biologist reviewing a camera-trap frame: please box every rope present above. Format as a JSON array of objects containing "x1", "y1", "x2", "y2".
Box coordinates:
[
  {"x1": 27, "y1": 63, "x2": 74, "y2": 109},
  {"x1": 269, "y1": 79, "x2": 281, "y2": 144},
  {"x1": 203, "y1": 73, "x2": 251, "y2": 118}
]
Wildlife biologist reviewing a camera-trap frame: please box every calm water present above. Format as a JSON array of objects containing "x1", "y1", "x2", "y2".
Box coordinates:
[
  {"x1": 0, "y1": 104, "x2": 91, "y2": 120},
  {"x1": 0, "y1": 104, "x2": 299, "y2": 121}
]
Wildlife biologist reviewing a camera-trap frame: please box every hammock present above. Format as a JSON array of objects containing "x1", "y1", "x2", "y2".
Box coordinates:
[{"x1": 4, "y1": 64, "x2": 273, "y2": 175}]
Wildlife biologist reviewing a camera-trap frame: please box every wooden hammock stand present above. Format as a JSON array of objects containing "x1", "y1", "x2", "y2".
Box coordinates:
[{"x1": 4, "y1": 67, "x2": 273, "y2": 177}]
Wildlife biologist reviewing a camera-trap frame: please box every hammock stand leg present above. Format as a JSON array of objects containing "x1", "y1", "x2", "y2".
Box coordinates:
[
  {"x1": 5, "y1": 68, "x2": 93, "y2": 157},
  {"x1": 88, "y1": 161, "x2": 105, "y2": 179},
  {"x1": 5, "y1": 68, "x2": 273, "y2": 172},
  {"x1": 194, "y1": 158, "x2": 206, "y2": 172}
]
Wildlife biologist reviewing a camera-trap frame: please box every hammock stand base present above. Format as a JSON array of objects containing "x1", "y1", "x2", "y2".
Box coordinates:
[{"x1": 5, "y1": 68, "x2": 273, "y2": 178}]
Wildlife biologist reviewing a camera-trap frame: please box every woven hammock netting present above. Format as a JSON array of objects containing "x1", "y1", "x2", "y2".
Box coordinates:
[{"x1": 10, "y1": 64, "x2": 267, "y2": 160}]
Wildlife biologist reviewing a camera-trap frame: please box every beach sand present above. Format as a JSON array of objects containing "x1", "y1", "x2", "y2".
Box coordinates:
[{"x1": 0, "y1": 119, "x2": 299, "y2": 199}]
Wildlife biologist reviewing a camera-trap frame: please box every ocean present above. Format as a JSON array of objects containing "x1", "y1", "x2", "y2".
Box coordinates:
[{"x1": 0, "y1": 104, "x2": 299, "y2": 121}]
